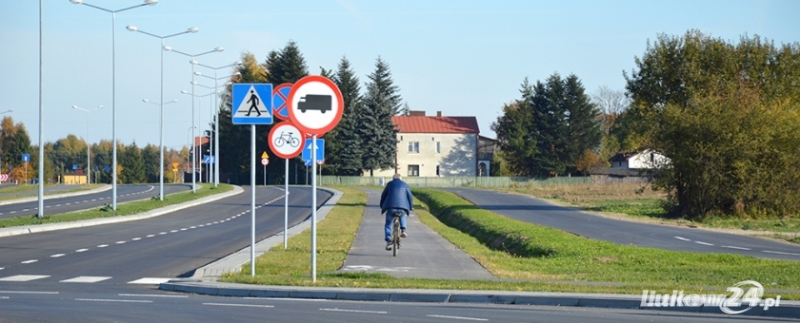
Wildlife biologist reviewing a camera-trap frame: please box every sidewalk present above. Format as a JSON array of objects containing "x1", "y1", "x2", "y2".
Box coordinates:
[{"x1": 159, "y1": 186, "x2": 800, "y2": 319}]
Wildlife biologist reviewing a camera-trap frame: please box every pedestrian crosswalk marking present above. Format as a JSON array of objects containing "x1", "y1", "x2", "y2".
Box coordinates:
[
  {"x1": 0, "y1": 275, "x2": 50, "y2": 282},
  {"x1": 60, "y1": 276, "x2": 111, "y2": 283}
]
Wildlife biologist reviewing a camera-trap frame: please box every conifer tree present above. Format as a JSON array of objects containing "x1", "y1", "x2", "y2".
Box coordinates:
[
  {"x1": 360, "y1": 58, "x2": 400, "y2": 175},
  {"x1": 328, "y1": 57, "x2": 364, "y2": 175}
]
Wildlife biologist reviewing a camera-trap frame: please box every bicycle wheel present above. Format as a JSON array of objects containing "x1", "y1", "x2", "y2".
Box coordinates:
[
  {"x1": 392, "y1": 217, "x2": 400, "y2": 257},
  {"x1": 274, "y1": 137, "x2": 285, "y2": 147}
]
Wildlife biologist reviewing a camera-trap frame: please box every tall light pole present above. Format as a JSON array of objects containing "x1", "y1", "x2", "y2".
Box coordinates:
[
  {"x1": 181, "y1": 90, "x2": 215, "y2": 184},
  {"x1": 165, "y1": 46, "x2": 223, "y2": 192},
  {"x1": 193, "y1": 67, "x2": 240, "y2": 187},
  {"x1": 186, "y1": 125, "x2": 195, "y2": 182},
  {"x1": 142, "y1": 98, "x2": 177, "y2": 189},
  {"x1": 71, "y1": 105, "x2": 103, "y2": 184},
  {"x1": 70, "y1": 0, "x2": 158, "y2": 210},
  {"x1": 128, "y1": 25, "x2": 197, "y2": 200}
]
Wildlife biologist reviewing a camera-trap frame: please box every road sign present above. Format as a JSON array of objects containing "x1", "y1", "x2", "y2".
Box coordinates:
[
  {"x1": 287, "y1": 75, "x2": 344, "y2": 136},
  {"x1": 268, "y1": 121, "x2": 305, "y2": 159},
  {"x1": 302, "y1": 138, "x2": 325, "y2": 163},
  {"x1": 203, "y1": 155, "x2": 216, "y2": 164},
  {"x1": 0, "y1": 174, "x2": 8, "y2": 182},
  {"x1": 304, "y1": 159, "x2": 313, "y2": 167},
  {"x1": 21, "y1": 154, "x2": 30, "y2": 163},
  {"x1": 72, "y1": 164, "x2": 78, "y2": 170},
  {"x1": 272, "y1": 83, "x2": 292, "y2": 121},
  {"x1": 232, "y1": 83, "x2": 273, "y2": 125},
  {"x1": 172, "y1": 162, "x2": 179, "y2": 169},
  {"x1": 261, "y1": 158, "x2": 269, "y2": 166},
  {"x1": 317, "y1": 159, "x2": 324, "y2": 165},
  {"x1": 261, "y1": 151, "x2": 268, "y2": 159},
  {"x1": 104, "y1": 165, "x2": 111, "y2": 173}
]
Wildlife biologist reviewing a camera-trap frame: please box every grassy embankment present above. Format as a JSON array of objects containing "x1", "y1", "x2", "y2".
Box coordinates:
[
  {"x1": 222, "y1": 186, "x2": 800, "y2": 299},
  {"x1": 0, "y1": 184, "x2": 233, "y2": 228},
  {"x1": 501, "y1": 183, "x2": 800, "y2": 242},
  {"x1": 0, "y1": 184, "x2": 105, "y2": 202}
]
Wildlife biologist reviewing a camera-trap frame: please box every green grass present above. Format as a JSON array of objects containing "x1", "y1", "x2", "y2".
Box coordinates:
[
  {"x1": 0, "y1": 184, "x2": 105, "y2": 201},
  {"x1": 0, "y1": 184, "x2": 233, "y2": 228},
  {"x1": 221, "y1": 186, "x2": 800, "y2": 299}
]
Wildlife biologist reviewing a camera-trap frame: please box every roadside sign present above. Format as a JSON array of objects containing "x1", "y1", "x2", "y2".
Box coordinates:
[
  {"x1": 272, "y1": 83, "x2": 292, "y2": 121},
  {"x1": 72, "y1": 164, "x2": 78, "y2": 170},
  {"x1": 203, "y1": 155, "x2": 216, "y2": 164},
  {"x1": 304, "y1": 159, "x2": 313, "y2": 167},
  {"x1": 21, "y1": 154, "x2": 30, "y2": 163},
  {"x1": 287, "y1": 75, "x2": 344, "y2": 136},
  {"x1": 261, "y1": 151, "x2": 269, "y2": 159},
  {"x1": 172, "y1": 162, "x2": 179, "y2": 169},
  {"x1": 268, "y1": 121, "x2": 305, "y2": 159},
  {"x1": 104, "y1": 165, "x2": 111, "y2": 173},
  {"x1": 0, "y1": 174, "x2": 8, "y2": 182},
  {"x1": 317, "y1": 159, "x2": 324, "y2": 165},
  {"x1": 261, "y1": 158, "x2": 269, "y2": 166},
  {"x1": 301, "y1": 138, "x2": 325, "y2": 163},
  {"x1": 232, "y1": 83, "x2": 273, "y2": 125}
]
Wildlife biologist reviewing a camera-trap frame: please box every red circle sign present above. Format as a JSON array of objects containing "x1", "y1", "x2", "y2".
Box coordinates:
[
  {"x1": 268, "y1": 121, "x2": 306, "y2": 159},
  {"x1": 287, "y1": 75, "x2": 344, "y2": 137},
  {"x1": 261, "y1": 158, "x2": 269, "y2": 166}
]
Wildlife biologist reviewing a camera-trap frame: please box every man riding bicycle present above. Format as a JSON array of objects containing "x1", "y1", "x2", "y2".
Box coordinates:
[{"x1": 380, "y1": 173, "x2": 414, "y2": 251}]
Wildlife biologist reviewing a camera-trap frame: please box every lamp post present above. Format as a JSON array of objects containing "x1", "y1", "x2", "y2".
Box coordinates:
[
  {"x1": 193, "y1": 67, "x2": 240, "y2": 187},
  {"x1": 128, "y1": 25, "x2": 196, "y2": 200},
  {"x1": 71, "y1": 105, "x2": 103, "y2": 184},
  {"x1": 165, "y1": 46, "x2": 223, "y2": 192},
  {"x1": 70, "y1": 0, "x2": 158, "y2": 210},
  {"x1": 181, "y1": 90, "x2": 216, "y2": 184},
  {"x1": 186, "y1": 125, "x2": 195, "y2": 182}
]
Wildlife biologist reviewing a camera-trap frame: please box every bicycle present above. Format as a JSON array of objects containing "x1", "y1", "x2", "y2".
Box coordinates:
[
  {"x1": 273, "y1": 131, "x2": 300, "y2": 148},
  {"x1": 390, "y1": 211, "x2": 403, "y2": 257}
]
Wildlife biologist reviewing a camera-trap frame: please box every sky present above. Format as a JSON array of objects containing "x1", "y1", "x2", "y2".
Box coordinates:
[{"x1": 1, "y1": 0, "x2": 798, "y2": 152}]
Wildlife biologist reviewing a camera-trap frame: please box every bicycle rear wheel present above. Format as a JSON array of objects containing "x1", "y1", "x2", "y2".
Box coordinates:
[{"x1": 392, "y1": 217, "x2": 400, "y2": 257}]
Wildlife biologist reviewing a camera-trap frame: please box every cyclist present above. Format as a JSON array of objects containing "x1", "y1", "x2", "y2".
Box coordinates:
[{"x1": 380, "y1": 173, "x2": 414, "y2": 250}]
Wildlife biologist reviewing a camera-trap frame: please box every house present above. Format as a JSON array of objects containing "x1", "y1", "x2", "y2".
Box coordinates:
[
  {"x1": 370, "y1": 110, "x2": 485, "y2": 177},
  {"x1": 609, "y1": 149, "x2": 668, "y2": 169}
]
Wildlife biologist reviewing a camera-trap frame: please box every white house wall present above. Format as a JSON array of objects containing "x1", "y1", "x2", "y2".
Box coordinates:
[{"x1": 371, "y1": 133, "x2": 477, "y2": 177}]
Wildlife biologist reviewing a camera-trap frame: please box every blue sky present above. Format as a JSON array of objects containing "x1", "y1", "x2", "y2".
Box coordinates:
[{"x1": 1, "y1": 0, "x2": 798, "y2": 151}]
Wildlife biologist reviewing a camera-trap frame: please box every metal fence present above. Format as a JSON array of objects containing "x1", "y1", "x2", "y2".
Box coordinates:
[{"x1": 318, "y1": 175, "x2": 594, "y2": 188}]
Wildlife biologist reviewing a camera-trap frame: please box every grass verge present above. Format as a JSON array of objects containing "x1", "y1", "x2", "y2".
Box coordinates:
[
  {"x1": 0, "y1": 184, "x2": 105, "y2": 202},
  {"x1": 0, "y1": 184, "x2": 233, "y2": 228},
  {"x1": 221, "y1": 187, "x2": 800, "y2": 299}
]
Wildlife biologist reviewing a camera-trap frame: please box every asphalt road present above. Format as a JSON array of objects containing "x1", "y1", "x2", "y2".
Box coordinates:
[
  {"x1": 443, "y1": 188, "x2": 800, "y2": 261},
  {"x1": 0, "y1": 184, "x2": 191, "y2": 219}
]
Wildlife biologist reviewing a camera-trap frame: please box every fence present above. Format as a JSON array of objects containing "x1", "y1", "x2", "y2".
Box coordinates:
[{"x1": 318, "y1": 175, "x2": 594, "y2": 188}]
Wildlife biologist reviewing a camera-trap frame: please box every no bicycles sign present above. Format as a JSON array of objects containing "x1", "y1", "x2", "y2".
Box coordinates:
[{"x1": 268, "y1": 121, "x2": 305, "y2": 159}]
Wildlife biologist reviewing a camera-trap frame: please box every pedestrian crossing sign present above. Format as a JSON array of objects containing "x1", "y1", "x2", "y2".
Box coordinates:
[{"x1": 232, "y1": 83, "x2": 273, "y2": 125}]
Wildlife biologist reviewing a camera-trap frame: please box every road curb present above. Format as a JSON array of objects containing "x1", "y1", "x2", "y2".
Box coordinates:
[
  {"x1": 0, "y1": 185, "x2": 112, "y2": 206},
  {"x1": 158, "y1": 281, "x2": 800, "y2": 319},
  {"x1": 0, "y1": 185, "x2": 242, "y2": 238},
  {"x1": 188, "y1": 186, "x2": 343, "y2": 278}
]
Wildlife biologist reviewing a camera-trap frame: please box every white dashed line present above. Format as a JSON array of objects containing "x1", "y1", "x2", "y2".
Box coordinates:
[
  {"x1": 320, "y1": 308, "x2": 386, "y2": 314},
  {"x1": 146, "y1": 234, "x2": 155, "y2": 238},
  {"x1": 119, "y1": 293, "x2": 188, "y2": 298},
  {"x1": 170, "y1": 230, "x2": 178, "y2": 233},
  {"x1": 190, "y1": 226, "x2": 196, "y2": 229},
  {"x1": 159, "y1": 232, "x2": 167, "y2": 235},
  {"x1": 9, "y1": 211, "x2": 15, "y2": 214},
  {"x1": 76, "y1": 249, "x2": 88, "y2": 253},
  {"x1": 722, "y1": 246, "x2": 751, "y2": 251},
  {"x1": 0, "y1": 275, "x2": 49, "y2": 282},
  {"x1": 76, "y1": 298, "x2": 152, "y2": 303},
  {"x1": 61, "y1": 276, "x2": 111, "y2": 283},
  {"x1": 21, "y1": 260, "x2": 38, "y2": 264},
  {"x1": 763, "y1": 250, "x2": 800, "y2": 256},
  {"x1": 22, "y1": 209, "x2": 29, "y2": 212},
  {"x1": 695, "y1": 241, "x2": 714, "y2": 246},
  {"x1": 97, "y1": 244, "x2": 109, "y2": 248},
  {"x1": 674, "y1": 236, "x2": 691, "y2": 241},
  {"x1": 203, "y1": 303, "x2": 274, "y2": 308},
  {"x1": 132, "y1": 237, "x2": 141, "y2": 241},
  {"x1": 426, "y1": 314, "x2": 488, "y2": 321},
  {"x1": 180, "y1": 228, "x2": 187, "y2": 231},
  {"x1": 50, "y1": 254, "x2": 65, "y2": 258},
  {"x1": 115, "y1": 241, "x2": 126, "y2": 244}
]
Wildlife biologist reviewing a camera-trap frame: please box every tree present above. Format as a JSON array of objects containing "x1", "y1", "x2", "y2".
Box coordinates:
[
  {"x1": 142, "y1": 144, "x2": 159, "y2": 183},
  {"x1": 624, "y1": 30, "x2": 800, "y2": 219},
  {"x1": 563, "y1": 75, "x2": 602, "y2": 173},
  {"x1": 360, "y1": 58, "x2": 400, "y2": 176},
  {"x1": 326, "y1": 57, "x2": 364, "y2": 175},
  {"x1": 119, "y1": 142, "x2": 145, "y2": 184}
]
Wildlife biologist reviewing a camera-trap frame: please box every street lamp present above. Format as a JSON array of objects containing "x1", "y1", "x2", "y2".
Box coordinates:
[
  {"x1": 181, "y1": 90, "x2": 216, "y2": 183},
  {"x1": 193, "y1": 67, "x2": 241, "y2": 186},
  {"x1": 70, "y1": 0, "x2": 158, "y2": 210},
  {"x1": 165, "y1": 46, "x2": 223, "y2": 193},
  {"x1": 71, "y1": 105, "x2": 103, "y2": 184},
  {"x1": 128, "y1": 25, "x2": 197, "y2": 201}
]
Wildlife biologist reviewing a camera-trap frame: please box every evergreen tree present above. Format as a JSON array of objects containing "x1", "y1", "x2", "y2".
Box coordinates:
[
  {"x1": 360, "y1": 59, "x2": 399, "y2": 175},
  {"x1": 367, "y1": 57, "x2": 403, "y2": 116},
  {"x1": 120, "y1": 142, "x2": 145, "y2": 184},
  {"x1": 9, "y1": 125, "x2": 32, "y2": 169},
  {"x1": 328, "y1": 57, "x2": 364, "y2": 175},
  {"x1": 563, "y1": 74, "x2": 602, "y2": 172},
  {"x1": 491, "y1": 80, "x2": 537, "y2": 175},
  {"x1": 142, "y1": 144, "x2": 159, "y2": 183}
]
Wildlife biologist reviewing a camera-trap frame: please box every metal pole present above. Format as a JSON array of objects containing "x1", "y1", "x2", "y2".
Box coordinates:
[
  {"x1": 311, "y1": 135, "x2": 317, "y2": 283},
  {"x1": 284, "y1": 157, "x2": 288, "y2": 248},
  {"x1": 213, "y1": 72, "x2": 219, "y2": 186},
  {"x1": 191, "y1": 66, "x2": 196, "y2": 192},
  {"x1": 86, "y1": 112, "x2": 90, "y2": 184},
  {"x1": 37, "y1": 0, "x2": 43, "y2": 217},
  {"x1": 250, "y1": 124, "x2": 256, "y2": 277},
  {"x1": 158, "y1": 37, "x2": 164, "y2": 200},
  {"x1": 111, "y1": 11, "x2": 118, "y2": 209},
  {"x1": 263, "y1": 163, "x2": 266, "y2": 186}
]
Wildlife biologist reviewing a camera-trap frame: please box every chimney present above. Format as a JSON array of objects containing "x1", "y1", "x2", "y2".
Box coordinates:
[
  {"x1": 409, "y1": 110, "x2": 426, "y2": 116},
  {"x1": 436, "y1": 111, "x2": 442, "y2": 117}
]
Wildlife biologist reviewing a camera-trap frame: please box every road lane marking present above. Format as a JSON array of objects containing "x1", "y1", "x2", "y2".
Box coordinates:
[
  {"x1": 97, "y1": 244, "x2": 109, "y2": 248},
  {"x1": 0, "y1": 275, "x2": 49, "y2": 282},
  {"x1": 159, "y1": 232, "x2": 167, "y2": 235},
  {"x1": 127, "y1": 278, "x2": 171, "y2": 284},
  {"x1": 170, "y1": 230, "x2": 178, "y2": 233},
  {"x1": 0, "y1": 290, "x2": 58, "y2": 294},
  {"x1": 695, "y1": 241, "x2": 714, "y2": 246},
  {"x1": 22, "y1": 209, "x2": 29, "y2": 212},
  {"x1": 180, "y1": 228, "x2": 187, "y2": 231},
  {"x1": 146, "y1": 234, "x2": 155, "y2": 238},
  {"x1": 76, "y1": 298, "x2": 152, "y2": 303},
  {"x1": 763, "y1": 250, "x2": 800, "y2": 256},
  {"x1": 426, "y1": 314, "x2": 488, "y2": 321},
  {"x1": 132, "y1": 237, "x2": 141, "y2": 241},
  {"x1": 203, "y1": 303, "x2": 274, "y2": 308},
  {"x1": 119, "y1": 293, "x2": 188, "y2": 298},
  {"x1": 76, "y1": 249, "x2": 88, "y2": 253},
  {"x1": 50, "y1": 254, "x2": 65, "y2": 258},
  {"x1": 61, "y1": 276, "x2": 111, "y2": 283},
  {"x1": 722, "y1": 245, "x2": 751, "y2": 251},
  {"x1": 320, "y1": 308, "x2": 386, "y2": 314},
  {"x1": 674, "y1": 236, "x2": 691, "y2": 241},
  {"x1": 21, "y1": 260, "x2": 38, "y2": 264},
  {"x1": 115, "y1": 241, "x2": 126, "y2": 244}
]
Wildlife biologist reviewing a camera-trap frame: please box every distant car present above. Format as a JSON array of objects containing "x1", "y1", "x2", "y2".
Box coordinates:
[{"x1": 298, "y1": 95, "x2": 332, "y2": 113}]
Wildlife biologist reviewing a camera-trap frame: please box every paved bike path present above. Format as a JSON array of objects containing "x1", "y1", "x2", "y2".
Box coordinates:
[{"x1": 338, "y1": 189, "x2": 494, "y2": 280}]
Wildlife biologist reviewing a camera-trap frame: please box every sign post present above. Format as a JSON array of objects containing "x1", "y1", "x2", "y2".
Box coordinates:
[
  {"x1": 268, "y1": 121, "x2": 305, "y2": 248},
  {"x1": 232, "y1": 83, "x2": 273, "y2": 277},
  {"x1": 288, "y1": 75, "x2": 344, "y2": 282},
  {"x1": 261, "y1": 152, "x2": 269, "y2": 187}
]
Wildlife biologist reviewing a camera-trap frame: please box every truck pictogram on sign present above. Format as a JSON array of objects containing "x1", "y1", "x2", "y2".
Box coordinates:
[{"x1": 298, "y1": 95, "x2": 332, "y2": 113}]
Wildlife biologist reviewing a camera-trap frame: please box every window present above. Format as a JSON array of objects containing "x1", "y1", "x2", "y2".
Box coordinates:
[
  {"x1": 436, "y1": 165, "x2": 440, "y2": 176},
  {"x1": 408, "y1": 141, "x2": 419, "y2": 153},
  {"x1": 408, "y1": 165, "x2": 420, "y2": 177},
  {"x1": 435, "y1": 141, "x2": 440, "y2": 154}
]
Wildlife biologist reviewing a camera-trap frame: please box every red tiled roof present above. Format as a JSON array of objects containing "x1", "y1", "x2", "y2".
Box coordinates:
[
  {"x1": 194, "y1": 137, "x2": 209, "y2": 146},
  {"x1": 392, "y1": 116, "x2": 480, "y2": 134}
]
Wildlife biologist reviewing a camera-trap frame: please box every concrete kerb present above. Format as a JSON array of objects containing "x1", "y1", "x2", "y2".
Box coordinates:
[
  {"x1": 0, "y1": 185, "x2": 242, "y2": 238},
  {"x1": 0, "y1": 185, "x2": 112, "y2": 206},
  {"x1": 187, "y1": 186, "x2": 343, "y2": 279}
]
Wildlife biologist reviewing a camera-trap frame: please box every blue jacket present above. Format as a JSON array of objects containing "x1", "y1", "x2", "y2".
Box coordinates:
[{"x1": 380, "y1": 179, "x2": 413, "y2": 214}]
